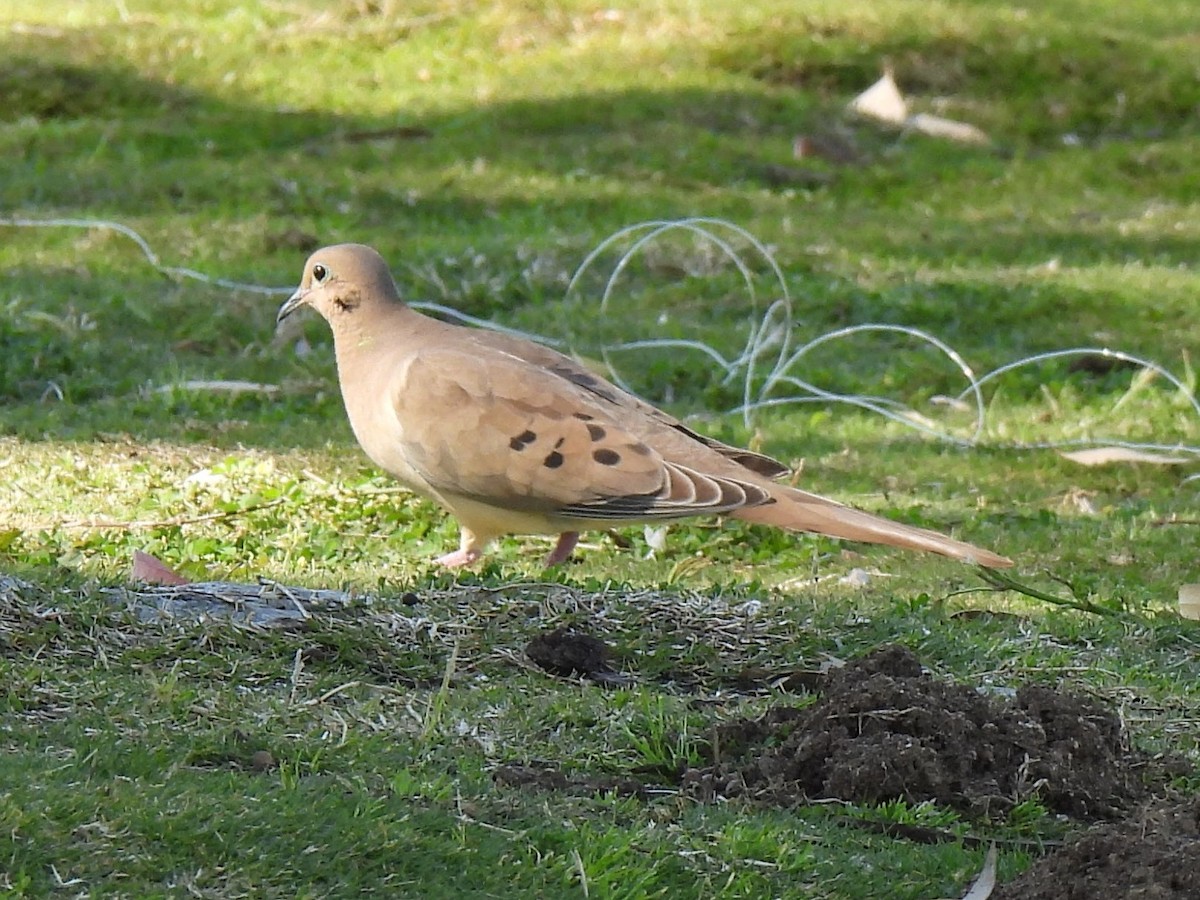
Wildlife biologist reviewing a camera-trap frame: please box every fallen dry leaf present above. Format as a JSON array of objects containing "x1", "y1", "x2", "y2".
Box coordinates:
[
  {"x1": 908, "y1": 113, "x2": 990, "y2": 145},
  {"x1": 792, "y1": 131, "x2": 863, "y2": 165},
  {"x1": 849, "y1": 70, "x2": 908, "y2": 124},
  {"x1": 957, "y1": 844, "x2": 997, "y2": 900},
  {"x1": 132, "y1": 549, "x2": 191, "y2": 586},
  {"x1": 153, "y1": 380, "x2": 281, "y2": 396},
  {"x1": 849, "y1": 71, "x2": 990, "y2": 144},
  {"x1": 1059, "y1": 447, "x2": 1194, "y2": 466}
]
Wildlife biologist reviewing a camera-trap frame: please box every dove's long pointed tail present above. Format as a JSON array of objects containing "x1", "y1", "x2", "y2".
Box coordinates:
[{"x1": 733, "y1": 487, "x2": 1013, "y2": 568}]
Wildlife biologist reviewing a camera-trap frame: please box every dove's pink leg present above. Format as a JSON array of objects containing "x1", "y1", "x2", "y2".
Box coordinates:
[
  {"x1": 544, "y1": 531, "x2": 580, "y2": 566},
  {"x1": 433, "y1": 548, "x2": 482, "y2": 568},
  {"x1": 435, "y1": 527, "x2": 487, "y2": 568}
]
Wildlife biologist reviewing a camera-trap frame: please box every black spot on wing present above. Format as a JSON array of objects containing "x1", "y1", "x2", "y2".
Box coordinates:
[
  {"x1": 593, "y1": 448, "x2": 620, "y2": 466},
  {"x1": 586, "y1": 424, "x2": 606, "y2": 441},
  {"x1": 544, "y1": 451, "x2": 564, "y2": 469}
]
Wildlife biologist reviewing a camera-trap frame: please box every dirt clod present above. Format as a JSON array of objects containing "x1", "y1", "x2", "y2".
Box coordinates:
[
  {"x1": 249, "y1": 750, "x2": 276, "y2": 771},
  {"x1": 502, "y1": 640, "x2": 1196, "y2": 895},
  {"x1": 684, "y1": 644, "x2": 1151, "y2": 821},
  {"x1": 525, "y1": 626, "x2": 628, "y2": 684},
  {"x1": 994, "y1": 796, "x2": 1200, "y2": 900}
]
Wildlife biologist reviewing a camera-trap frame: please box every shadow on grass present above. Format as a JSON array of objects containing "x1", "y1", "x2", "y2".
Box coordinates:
[
  {"x1": 3, "y1": 21, "x2": 1198, "y2": 242},
  {"x1": 2, "y1": 22, "x2": 1198, "y2": 448}
]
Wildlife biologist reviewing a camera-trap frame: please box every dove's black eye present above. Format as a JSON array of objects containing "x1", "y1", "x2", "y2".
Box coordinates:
[{"x1": 312, "y1": 263, "x2": 328, "y2": 283}]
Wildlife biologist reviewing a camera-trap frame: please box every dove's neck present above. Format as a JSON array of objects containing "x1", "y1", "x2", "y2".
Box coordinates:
[
  {"x1": 331, "y1": 302, "x2": 447, "y2": 401},
  {"x1": 333, "y1": 302, "x2": 418, "y2": 365},
  {"x1": 330, "y1": 303, "x2": 450, "y2": 482}
]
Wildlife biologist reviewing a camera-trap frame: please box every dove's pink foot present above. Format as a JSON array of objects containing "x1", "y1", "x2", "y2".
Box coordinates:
[
  {"x1": 544, "y1": 531, "x2": 580, "y2": 566},
  {"x1": 433, "y1": 548, "x2": 483, "y2": 568}
]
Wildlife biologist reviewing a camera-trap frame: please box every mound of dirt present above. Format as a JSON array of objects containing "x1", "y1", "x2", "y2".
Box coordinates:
[
  {"x1": 684, "y1": 644, "x2": 1151, "y2": 820},
  {"x1": 525, "y1": 626, "x2": 632, "y2": 686},
  {"x1": 526, "y1": 627, "x2": 612, "y2": 677},
  {"x1": 993, "y1": 797, "x2": 1200, "y2": 900},
  {"x1": 504, "y1": 640, "x2": 1197, "y2": 893}
]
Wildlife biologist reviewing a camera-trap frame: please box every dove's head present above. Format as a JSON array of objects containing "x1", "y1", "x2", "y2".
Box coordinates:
[{"x1": 277, "y1": 244, "x2": 401, "y2": 326}]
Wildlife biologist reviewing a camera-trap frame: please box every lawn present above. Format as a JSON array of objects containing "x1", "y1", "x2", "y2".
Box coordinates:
[{"x1": 2, "y1": 1, "x2": 1199, "y2": 897}]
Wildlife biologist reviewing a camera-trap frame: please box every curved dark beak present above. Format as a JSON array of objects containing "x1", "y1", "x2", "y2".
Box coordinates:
[{"x1": 276, "y1": 287, "x2": 308, "y2": 324}]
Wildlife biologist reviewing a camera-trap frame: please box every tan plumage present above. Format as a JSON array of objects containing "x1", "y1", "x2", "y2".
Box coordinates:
[{"x1": 277, "y1": 244, "x2": 1012, "y2": 569}]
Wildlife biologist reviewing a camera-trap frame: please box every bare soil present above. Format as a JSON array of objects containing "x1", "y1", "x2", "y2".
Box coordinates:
[
  {"x1": 514, "y1": 634, "x2": 1198, "y2": 896},
  {"x1": 993, "y1": 796, "x2": 1200, "y2": 900},
  {"x1": 524, "y1": 626, "x2": 632, "y2": 686},
  {"x1": 684, "y1": 644, "x2": 1150, "y2": 820}
]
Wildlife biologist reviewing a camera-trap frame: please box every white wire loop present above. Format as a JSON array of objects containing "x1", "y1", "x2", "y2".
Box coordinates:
[{"x1": 4, "y1": 214, "x2": 1197, "y2": 460}]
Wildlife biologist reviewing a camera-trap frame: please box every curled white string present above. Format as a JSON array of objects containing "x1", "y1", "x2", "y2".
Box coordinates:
[
  {"x1": 1, "y1": 216, "x2": 292, "y2": 296},
  {"x1": 0, "y1": 215, "x2": 562, "y2": 345},
  {"x1": 567, "y1": 217, "x2": 1200, "y2": 459},
  {"x1": 4, "y1": 214, "x2": 1198, "y2": 459}
]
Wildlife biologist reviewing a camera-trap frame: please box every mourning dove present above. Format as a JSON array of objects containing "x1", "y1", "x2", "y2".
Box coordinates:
[{"x1": 277, "y1": 244, "x2": 1012, "y2": 569}]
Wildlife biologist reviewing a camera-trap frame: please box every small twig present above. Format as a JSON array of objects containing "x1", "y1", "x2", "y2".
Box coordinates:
[
  {"x1": 942, "y1": 585, "x2": 1008, "y2": 603},
  {"x1": 333, "y1": 125, "x2": 433, "y2": 145},
  {"x1": 421, "y1": 638, "x2": 459, "y2": 741},
  {"x1": 59, "y1": 499, "x2": 285, "y2": 531},
  {"x1": 288, "y1": 648, "x2": 305, "y2": 705},
  {"x1": 49, "y1": 865, "x2": 84, "y2": 888},
  {"x1": 975, "y1": 568, "x2": 1119, "y2": 617},
  {"x1": 301, "y1": 680, "x2": 361, "y2": 708},
  {"x1": 153, "y1": 380, "x2": 281, "y2": 396},
  {"x1": 455, "y1": 790, "x2": 521, "y2": 837},
  {"x1": 272, "y1": 582, "x2": 314, "y2": 620},
  {"x1": 330, "y1": 709, "x2": 350, "y2": 748}
]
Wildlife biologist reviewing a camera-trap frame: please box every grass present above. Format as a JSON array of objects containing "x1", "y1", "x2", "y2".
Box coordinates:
[{"x1": 2, "y1": 0, "x2": 1200, "y2": 896}]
